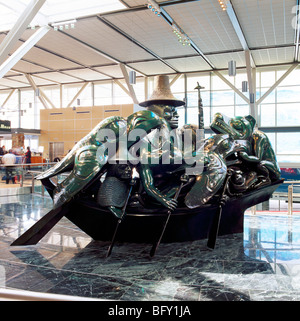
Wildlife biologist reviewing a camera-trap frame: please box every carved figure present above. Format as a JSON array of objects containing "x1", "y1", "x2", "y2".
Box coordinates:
[
  {"x1": 37, "y1": 76, "x2": 281, "y2": 217},
  {"x1": 210, "y1": 112, "x2": 281, "y2": 180},
  {"x1": 13, "y1": 75, "x2": 283, "y2": 252}
]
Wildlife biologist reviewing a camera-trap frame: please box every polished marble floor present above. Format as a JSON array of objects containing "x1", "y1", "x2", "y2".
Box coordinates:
[{"x1": 0, "y1": 193, "x2": 300, "y2": 301}]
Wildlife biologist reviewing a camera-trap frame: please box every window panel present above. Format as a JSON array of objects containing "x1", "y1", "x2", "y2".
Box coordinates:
[
  {"x1": 42, "y1": 86, "x2": 60, "y2": 108},
  {"x1": 265, "y1": 132, "x2": 276, "y2": 151},
  {"x1": 170, "y1": 77, "x2": 185, "y2": 93},
  {"x1": 260, "y1": 70, "x2": 275, "y2": 87},
  {"x1": 277, "y1": 103, "x2": 300, "y2": 126},
  {"x1": 21, "y1": 90, "x2": 35, "y2": 129},
  {"x1": 186, "y1": 106, "x2": 211, "y2": 127},
  {"x1": 211, "y1": 73, "x2": 231, "y2": 90},
  {"x1": 277, "y1": 68, "x2": 300, "y2": 86},
  {"x1": 177, "y1": 107, "x2": 185, "y2": 128},
  {"x1": 260, "y1": 104, "x2": 276, "y2": 127},
  {"x1": 235, "y1": 72, "x2": 248, "y2": 90},
  {"x1": 235, "y1": 92, "x2": 249, "y2": 105},
  {"x1": 235, "y1": 105, "x2": 250, "y2": 117},
  {"x1": 211, "y1": 90, "x2": 234, "y2": 106},
  {"x1": 1, "y1": 90, "x2": 18, "y2": 128},
  {"x1": 259, "y1": 88, "x2": 275, "y2": 104},
  {"x1": 187, "y1": 73, "x2": 210, "y2": 91},
  {"x1": 94, "y1": 82, "x2": 112, "y2": 106},
  {"x1": 277, "y1": 86, "x2": 300, "y2": 103},
  {"x1": 277, "y1": 132, "x2": 300, "y2": 155},
  {"x1": 211, "y1": 106, "x2": 235, "y2": 119},
  {"x1": 276, "y1": 155, "x2": 300, "y2": 163},
  {"x1": 187, "y1": 91, "x2": 210, "y2": 107}
]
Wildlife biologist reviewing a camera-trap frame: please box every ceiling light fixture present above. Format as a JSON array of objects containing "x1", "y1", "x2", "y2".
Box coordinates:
[
  {"x1": 228, "y1": 60, "x2": 236, "y2": 76},
  {"x1": 51, "y1": 19, "x2": 77, "y2": 31},
  {"x1": 172, "y1": 23, "x2": 191, "y2": 46},
  {"x1": 218, "y1": 0, "x2": 228, "y2": 11},
  {"x1": 129, "y1": 70, "x2": 136, "y2": 85},
  {"x1": 147, "y1": 0, "x2": 161, "y2": 17},
  {"x1": 242, "y1": 81, "x2": 248, "y2": 92}
]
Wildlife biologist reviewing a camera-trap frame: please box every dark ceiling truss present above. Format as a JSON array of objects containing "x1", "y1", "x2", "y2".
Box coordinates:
[
  {"x1": 97, "y1": 2, "x2": 216, "y2": 70},
  {"x1": 158, "y1": 4, "x2": 215, "y2": 69},
  {"x1": 97, "y1": 15, "x2": 180, "y2": 73}
]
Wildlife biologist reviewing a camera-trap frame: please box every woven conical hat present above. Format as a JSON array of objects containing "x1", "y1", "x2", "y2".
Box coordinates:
[{"x1": 139, "y1": 75, "x2": 185, "y2": 107}]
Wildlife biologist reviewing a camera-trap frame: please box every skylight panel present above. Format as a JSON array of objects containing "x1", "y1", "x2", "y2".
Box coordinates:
[{"x1": 0, "y1": 0, "x2": 126, "y2": 32}]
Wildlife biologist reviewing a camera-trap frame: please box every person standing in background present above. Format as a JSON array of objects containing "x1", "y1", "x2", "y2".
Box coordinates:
[
  {"x1": 25, "y1": 146, "x2": 31, "y2": 164},
  {"x1": 2, "y1": 149, "x2": 16, "y2": 184}
]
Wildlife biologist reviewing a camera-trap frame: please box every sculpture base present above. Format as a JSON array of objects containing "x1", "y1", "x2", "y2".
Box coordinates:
[
  {"x1": 11, "y1": 180, "x2": 282, "y2": 246},
  {"x1": 65, "y1": 180, "x2": 282, "y2": 243}
]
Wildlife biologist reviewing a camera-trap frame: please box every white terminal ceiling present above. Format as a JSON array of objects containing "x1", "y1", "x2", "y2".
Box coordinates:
[{"x1": 0, "y1": 0, "x2": 298, "y2": 90}]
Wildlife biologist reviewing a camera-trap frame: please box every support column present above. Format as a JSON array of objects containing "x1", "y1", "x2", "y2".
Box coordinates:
[
  {"x1": 245, "y1": 50, "x2": 257, "y2": 120},
  {"x1": 34, "y1": 87, "x2": 39, "y2": 129},
  {"x1": 60, "y1": 84, "x2": 63, "y2": 108},
  {"x1": 18, "y1": 89, "x2": 21, "y2": 128},
  {"x1": 184, "y1": 74, "x2": 187, "y2": 125}
]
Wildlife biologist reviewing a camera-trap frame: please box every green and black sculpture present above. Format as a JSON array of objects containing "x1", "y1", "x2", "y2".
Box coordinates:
[{"x1": 12, "y1": 75, "x2": 283, "y2": 255}]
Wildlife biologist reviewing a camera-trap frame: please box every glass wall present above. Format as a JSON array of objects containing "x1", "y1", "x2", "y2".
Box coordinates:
[
  {"x1": 0, "y1": 65, "x2": 299, "y2": 163},
  {"x1": 257, "y1": 66, "x2": 300, "y2": 163},
  {"x1": 0, "y1": 89, "x2": 19, "y2": 128}
]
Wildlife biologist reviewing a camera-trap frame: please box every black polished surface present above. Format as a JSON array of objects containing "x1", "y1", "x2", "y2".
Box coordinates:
[{"x1": 1, "y1": 194, "x2": 300, "y2": 301}]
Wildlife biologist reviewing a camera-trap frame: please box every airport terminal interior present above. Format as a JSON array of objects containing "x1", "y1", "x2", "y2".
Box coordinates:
[{"x1": 1, "y1": 0, "x2": 300, "y2": 302}]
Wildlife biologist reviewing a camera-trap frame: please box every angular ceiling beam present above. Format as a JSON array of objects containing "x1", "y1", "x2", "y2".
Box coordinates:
[
  {"x1": 213, "y1": 70, "x2": 250, "y2": 104},
  {"x1": 67, "y1": 82, "x2": 90, "y2": 108},
  {"x1": 25, "y1": 73, "x2": 49, "y2": 109},
  {"x1": 256, "y1": 63, "x2": 299, "y2": 105},
  {"x1": 39, "y1": 88, "x2": 56, "y2": 109},
  {"x1": 170, "y1": 73, "x2": 183, "y2": 86},
  {"x1": 1, "y1": 89, "x2": 16, "y2": 108},
  {"x1": 113, "y1": 79, "x2": 131, "y2": 97},
  {"x1": 0, "y1": 0, "x2": 46, "y2": 65},
  {"x1": 226, "y1": 1, "x2": 255, "y2": 68},
  {"x1": 0, "y1": 26, "x2": 50, "y2": 79}
]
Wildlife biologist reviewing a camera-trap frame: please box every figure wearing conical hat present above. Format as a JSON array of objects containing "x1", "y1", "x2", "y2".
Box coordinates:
[
  {"x1": 37, "y1": 75, "x2": 186, "y2": 212},
  {"x1": 128, "y1": 75, "x2": 188, "y2": 211}
]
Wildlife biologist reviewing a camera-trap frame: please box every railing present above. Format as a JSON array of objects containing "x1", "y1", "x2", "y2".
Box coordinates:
[
  {"x1": 285, "y1": 181, "x2": 300, "y2": 215},
  {"x1": 2, "y1": 161, "x2": 299, "y2": 215},
  {"x1": 0, "y1": 161, "x2": 57, "y2": 193}
]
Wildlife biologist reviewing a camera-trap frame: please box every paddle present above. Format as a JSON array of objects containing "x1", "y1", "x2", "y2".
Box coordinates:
[
  {"x1": 106, "y1": 167, "x2": 139, "y2": 257},
  {"x1": 207, "y1": 171, "x2": 232, "y2": 250},
  {"x1": 150, "y1": 174, "x2": 189, "y2": 257}
]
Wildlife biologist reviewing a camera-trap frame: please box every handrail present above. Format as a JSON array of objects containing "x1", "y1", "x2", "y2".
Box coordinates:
[
  {"x1": 283, "y1": 180, "x2": 300, "y2": 184},
  {"x1": 0, "y1": 162, "x2": 57, "y2": 167},
  {"x1": 284, "y1": 180, "x2": 300, "y2": 215},
  {"x1": 0, "y1": 288, "x2": 102, "y2": 301}
]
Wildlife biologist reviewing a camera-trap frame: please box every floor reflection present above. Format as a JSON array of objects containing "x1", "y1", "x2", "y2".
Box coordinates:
[
  {"x1": 244, "y1": 214, "x2": 300, "y2": 264},
  {"x1": 0, "y1": 194, "x2": 300, "y2": 301}
]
